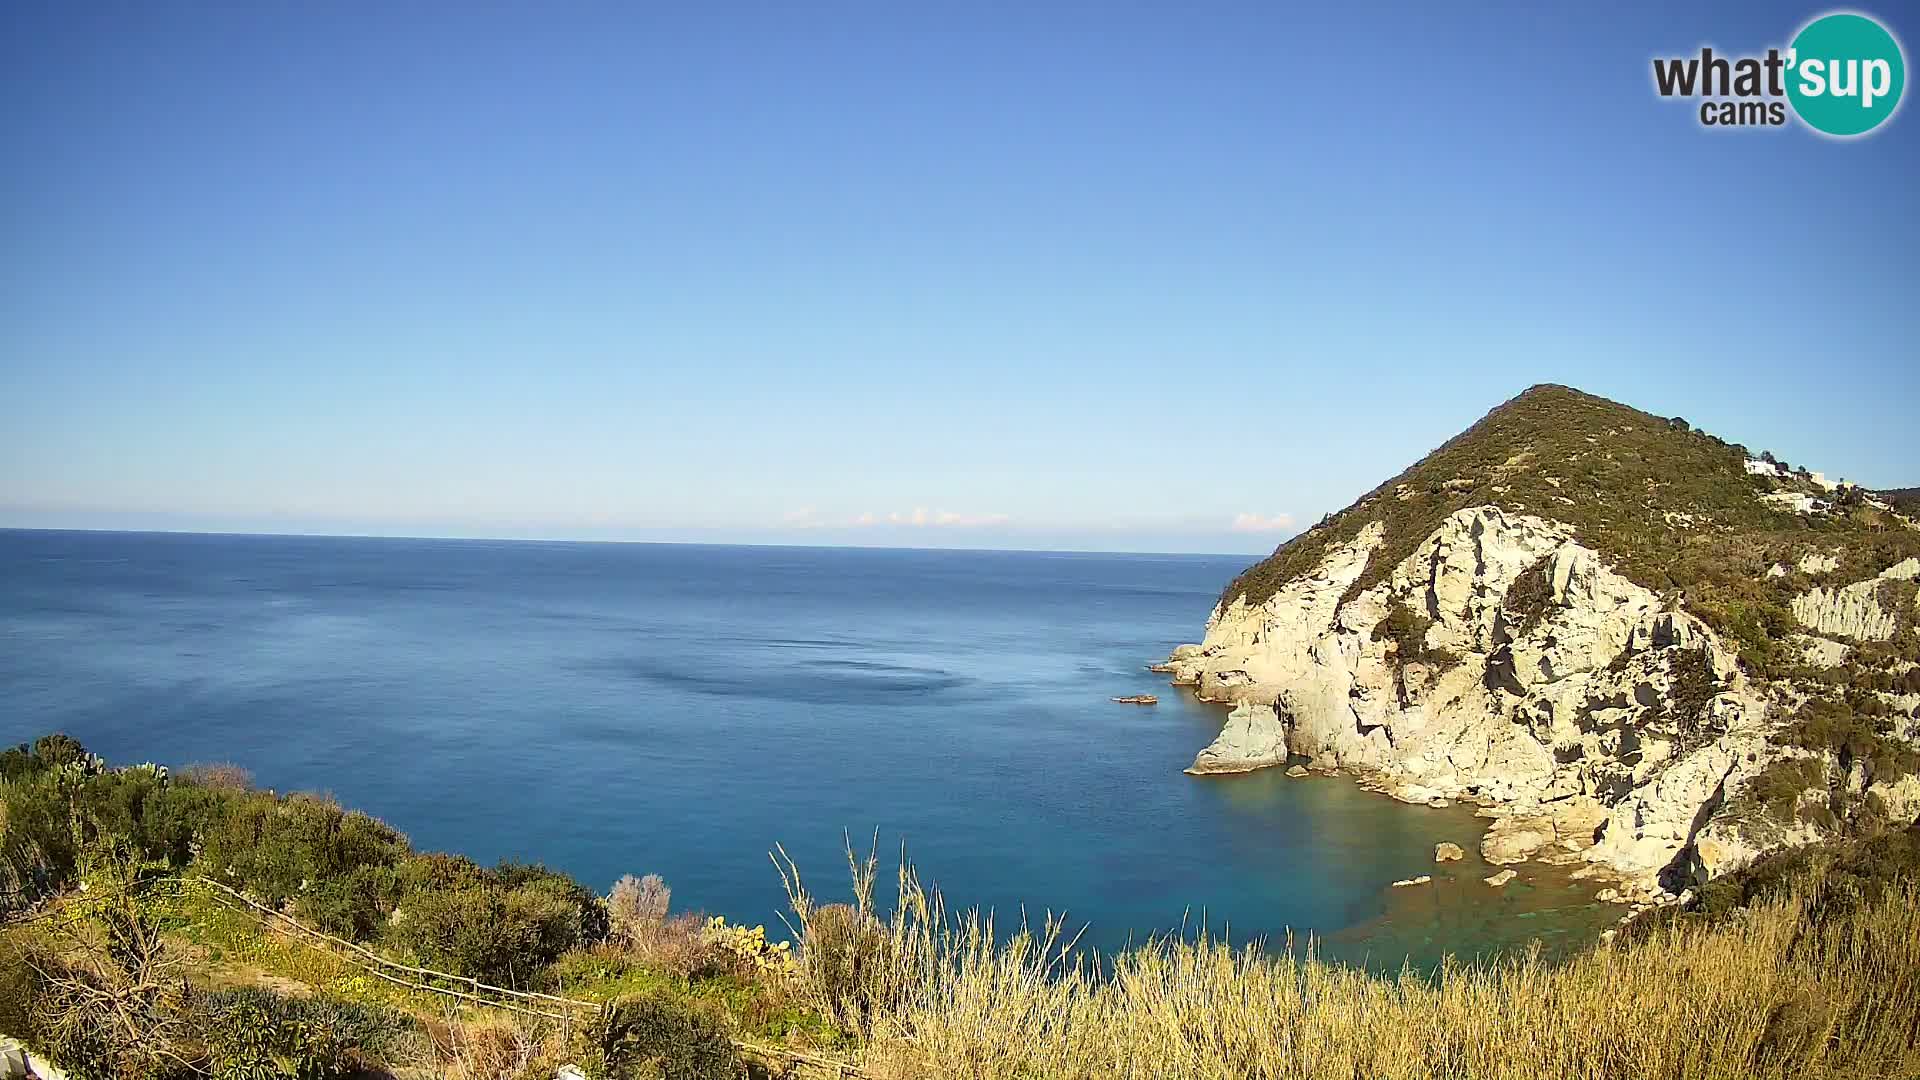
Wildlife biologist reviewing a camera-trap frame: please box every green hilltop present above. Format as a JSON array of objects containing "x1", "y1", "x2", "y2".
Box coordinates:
[{"x1": 1222, "y1": 384, "x2": 1920, "y2": 675}]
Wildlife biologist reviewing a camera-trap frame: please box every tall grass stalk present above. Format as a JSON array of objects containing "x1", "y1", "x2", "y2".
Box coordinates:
[{"x1": 778, "y1": 843, "x2": 1920, "y2": 1080}]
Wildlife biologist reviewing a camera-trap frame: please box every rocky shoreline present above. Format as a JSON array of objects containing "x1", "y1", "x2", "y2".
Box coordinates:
[{"x1": 1170, "y1": 691, "x2": 1668, "y2": 910}]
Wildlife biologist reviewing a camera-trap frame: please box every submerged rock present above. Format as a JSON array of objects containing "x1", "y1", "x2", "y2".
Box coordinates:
[{"x1": 1484, "y1": 869, "x2": 1517, "y2": 886}]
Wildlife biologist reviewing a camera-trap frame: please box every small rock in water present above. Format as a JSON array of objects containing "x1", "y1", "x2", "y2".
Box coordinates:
[
  {"x1": 1285, "y1": 764, "x2": 1309, "y2": 778},
  {"x1": 1391, "y1": 875, "x2": 1433, "y2": 887},
  {"x1": 1434, "y1": 842, "x2": 1465, "y2": 862},
  {"x1": 1484, "y1": 869, "x2": 1517, "y2": 886},
  {"x1": 1427, "y1": 798, "x2": 1452, "y2": 808}
]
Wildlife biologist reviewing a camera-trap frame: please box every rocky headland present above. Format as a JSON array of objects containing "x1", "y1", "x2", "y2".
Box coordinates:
[{"x1": 1163, "y1": 386, "x2": 1920, "y2": 900}]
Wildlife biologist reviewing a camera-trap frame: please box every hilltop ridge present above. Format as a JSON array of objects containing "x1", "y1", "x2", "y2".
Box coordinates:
[{"x1": 1227, "y1": 385, "x2": 1908, "y2": 658}]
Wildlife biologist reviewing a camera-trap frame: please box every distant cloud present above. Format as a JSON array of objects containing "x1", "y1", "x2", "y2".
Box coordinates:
[
  {"x1": 782, "y1": 507, "x2": 826, "y2": 529},
  {"x1": 1230, "y1": 512, "x2": 1297, "y2": 533},
  {"x1": 853, "y1": 508, "x2": 1011, "y2": 529}
]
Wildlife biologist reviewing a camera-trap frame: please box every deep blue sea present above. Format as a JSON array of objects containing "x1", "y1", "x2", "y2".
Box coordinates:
[{"x1": 0, "y1": 529, "x2": 1612, "y2": 967}]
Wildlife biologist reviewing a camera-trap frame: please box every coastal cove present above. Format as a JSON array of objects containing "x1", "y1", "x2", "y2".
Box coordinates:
[{"x1": 0, "y1": 528, "x2": 1614, "y2": 969}]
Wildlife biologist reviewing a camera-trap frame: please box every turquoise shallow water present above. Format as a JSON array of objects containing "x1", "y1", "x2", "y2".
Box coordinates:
[{"x1": 0, "y1": 528, "x2": 1611, "y2": 968}]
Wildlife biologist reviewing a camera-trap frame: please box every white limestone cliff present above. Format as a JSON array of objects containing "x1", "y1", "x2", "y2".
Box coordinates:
[{"x1": 1167, "y1": 506, "x2": 1916, "y2": 895}]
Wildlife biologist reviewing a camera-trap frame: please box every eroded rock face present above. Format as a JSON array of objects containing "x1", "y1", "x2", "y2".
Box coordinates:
[
  {"x1": 1166, "y1": 506, "x2": 1920, "y2": 895},
  {"x1": 1164, "y1": 507, "x2": 1778, "y2": 892},
  {"x1": 1789, "y1": 557, "x2": 1919, "y2": 642}
]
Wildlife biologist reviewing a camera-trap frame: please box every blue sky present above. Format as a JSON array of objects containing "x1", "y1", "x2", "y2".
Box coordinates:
[{"x1": 3, "y1": 2, "x2": 1915, "y2": 555}]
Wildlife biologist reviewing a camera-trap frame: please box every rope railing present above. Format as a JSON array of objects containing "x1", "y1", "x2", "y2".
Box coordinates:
[
  {"x1": 182, "y1": 879, "x2": 587, "y2": 1023},
  {"x1": 182, "y1": 877, "x2": 599, "y2": 1015},
  {"x1": 176, "y1": 877, "x2": 871, "y2": 1077},
  {"x1": 6, "y1": 872, "x2": 870, "y2": 1077}
]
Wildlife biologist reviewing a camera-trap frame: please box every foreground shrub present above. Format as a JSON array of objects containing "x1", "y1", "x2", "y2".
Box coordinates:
[
  {"x1": 195, "y1": 987, "x2": 423, "y2": 1078},
  {"x1": 388, "y1": 869, "x2": 603, "y2": 987},
  {"x1": 13, "y1": 854, "x2": 195, "y2": 1080},
  {"x1": 199, "y1": 792, "x2": 411, "y2": 909},
  {"x1": 198, "y1": 989, "x2": 357, "y2": 1079},
  {"x1": 774, "y1": 844, "x2": 931, "y2": 1039},
  {"x1": 590, "y1": 990, "x2": 744, "y2": 1080}
]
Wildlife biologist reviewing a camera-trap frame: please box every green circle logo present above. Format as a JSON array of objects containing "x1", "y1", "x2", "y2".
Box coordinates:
[{"x1": 1787, "y1": 12, "x2": 1906, "y2": 136}]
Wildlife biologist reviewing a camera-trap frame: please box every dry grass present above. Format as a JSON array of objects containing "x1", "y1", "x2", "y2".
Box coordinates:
[
  {"x1": 177, "y1": 761, "x2": 254, "y2": 790},
  {"x1": 438, "y1": 1012, "x2": 559, "y2": 1080},
  {"x1": 611, "y1": 911, "x2": 738, "y2": 980},
  {"x1": 777, "y1": 842, "x2": 1920, "y2": 1080}
]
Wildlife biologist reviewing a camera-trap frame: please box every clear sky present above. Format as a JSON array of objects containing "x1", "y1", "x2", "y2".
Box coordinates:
[{"x1": 3, "y1": 2, "x2": 1915, "y2": 555}]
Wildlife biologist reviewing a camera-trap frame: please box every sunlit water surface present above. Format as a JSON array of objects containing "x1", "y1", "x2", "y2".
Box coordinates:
[{"x1": 0, "y1": 529, "x2": 1615, "y2": 969}]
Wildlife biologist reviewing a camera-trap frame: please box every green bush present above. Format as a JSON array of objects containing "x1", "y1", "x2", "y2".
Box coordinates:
[
  {"x1": 1632, "y1": 821, "x2": 1920, "y2": 939},
  {"x1": 590, "y1": 990, "x2": 745, "y2": 1080},
  {"x1": 387, "y1": 870, "x2": 600, "y2": 987},
  {"x1": 195, "y1": 987, "x2": 420, "y2": 1079},
  {"x1": 1656, "y1": 647, "x2": 1724, "y2": 751},
  {"x1": 198, "y1": 793, "x2": 410, "y2": 909},
  {"x1": 31, "y1": 734, "x2": 91, "y2": 770},
  {"x1": 0, "y1": 934, "x2": 46, "y2": 1048},
  {"x1": 1773, "y1": 697, "x2": 1920, "y2": 784},
  {"x1": 1743, "y1": 757, "x2": 1828, "y2": 823},
  {"x1": 1370, "y1": 605, "x2": 1457, "y2": 668},
  {"x1": 496, "y1": 859, "x2": 611, "y2": 943},
  {"x1": 1501, "y1": 557, "x2": 1555, "y2": 636},
  {"x1": 396, "y1": 850, "x2": 488, "y2": 893},
  {"x1": 0, "y1": 743, "x2": 41, "y2": 783},
  {"x1": 0, "y1": 774, "x2": 81, "y2": 907},
  {"x1": 296, "y1": 863, "x2": 402, "y2": 939}
]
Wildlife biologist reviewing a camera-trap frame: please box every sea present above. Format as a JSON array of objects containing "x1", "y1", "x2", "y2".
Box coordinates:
[{"x1": 0, "y1": 528, "x2": 1616, "y2": 969}]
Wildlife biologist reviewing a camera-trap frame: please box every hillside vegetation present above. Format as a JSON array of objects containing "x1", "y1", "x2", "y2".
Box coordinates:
[
  {"x1": 1880, "y1": 488, "x2": 1920, "y2": 514},
  {"x1": 1222, "y1": 385, "x2": 1920, "y2": 676},
  {"x1": 5, "y1": 734, "x2": 1920, "y2": 1079}
]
